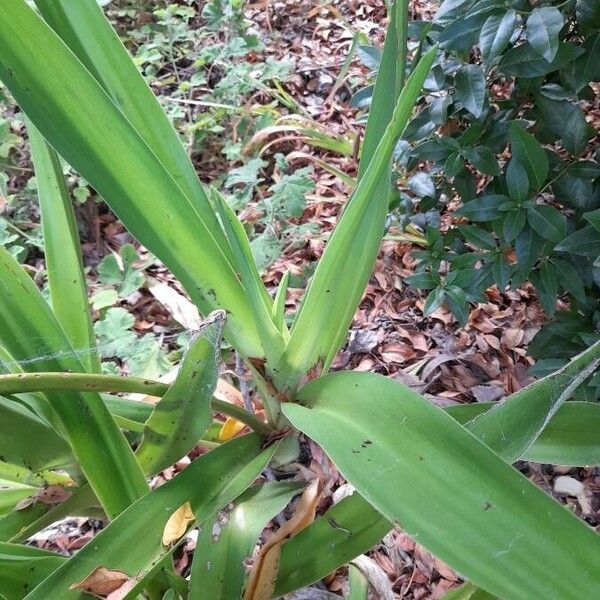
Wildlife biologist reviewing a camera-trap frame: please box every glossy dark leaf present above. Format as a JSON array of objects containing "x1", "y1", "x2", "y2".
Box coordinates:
[
  {"x1": 556, "y1": 225, "x2": 600, "y2": 257},
  {"x1": 502, "y1": 209, "x2": 526, "y2": 243},
  {"x1": 454, "y1": 65, "x2": 486, "y2": 118},
  {"x1": 462, "y1": 146, "x2": 500, "y2": 176},
  {"x1": 499, "y1": 42, "x2": 584, "y2": 78},
  {"x1": 527, "y1": 205, "x2": 566, "y2": 243},
  {"x1": 480, "y1": 10, "x2": 517, "y2": 62},
  {"x1": 456, "y1": 195, "x2": 506, "y2": 221},
  {"x1": 506, "y1": 159, "x2": 529, "y2": 201},
  {"x1": 510, "y1": 123, "x2": 549, "y2": 190},
  {"x1": 526, "y1": 7, "x2": 564, "y2": 62}
]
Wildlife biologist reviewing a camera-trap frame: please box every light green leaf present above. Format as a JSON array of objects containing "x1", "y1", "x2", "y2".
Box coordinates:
[
  {"x1": 465, "y1": 340, "x2": 600, "y2": 463},
  {"x1": 136, "y1": 312, "x2": 224, "y2": 475},
  {"x1": 28, "y1": 123, "x2": 99, "y2": 373},
  {"x1": 0, "y1": 543, "x2": 66, "y2": 599},
  {"x1": 0, "y1": 0, "x2": 270, "y2": 360},
  {"x1": 25, "y1": 434, "x2": 276, "y2": 600},
  {"x1": 189, "y1": 482, "x2": 301, "y2": 600},
  {"x1": 275, "y1": 493, "x2": 390, "y2": 597},
  {"x1": 33, "y1": 0, "x2": 225, "y2": 242},
  {"x1": 0, "y1": 246, "x2": 147, "y2": 518},
  {"x1": 0, "y1": 396, "x2": 72, "y2": 471},
  {"x1": 284, "y1": 372, "x2": 600, "y2": 599},
  {"x1": 273, "y1": 44, "x2": 437, "y2": 391}
]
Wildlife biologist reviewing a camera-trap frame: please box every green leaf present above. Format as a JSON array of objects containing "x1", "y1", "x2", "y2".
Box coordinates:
[
  {"x1": 0, "y1": 543, "x2": 66, "y2": 600},
  {"x1": 509, "y1": 122, "x2": 549, "y2": 189},
  {"x1": 562, "y1": 107, "x2": 589, "y2": 155},
  {"x1": 550, "y1": 258, "x2": 587, "y2": 303},
  {"x1": 502, "y1": 208, "x2": 526, "y2": 243},
  {"x1": 441, "y1": 582, "x2": 497, "y2": 600},
  {"x1": 136, "y1": 312, "x2": 224, "y2": 475},
  {"x1": 211, "y1": 188, "x2": 278, "y2": 346},
  {"x1": 25, "y1": 434, "x2": 276, "y2": 600},
  {"x1": 404, "y1": 272, "x2": 438, "y2": 290},
  {"x1": 556, "y1": 225, "x2": 600, "y2": 257},
  {"x1": 577, "y1": 0, "x2": 600, "y2": 28},
  {"x1": 480, "y1": 10, "x2": 517, "y2": 62},
  {"x1": 268, "y1": 166, "x2": 314, "y2": 218},
  {"x1": 0, "y1": 396, "x2": 72, "y2": 472},
  {"x1": 97, "y1": 244, "x2": 145, "y2": 298},
  {"x1": 439, "y1": 14, "x2": 487, "y2": 51},
  {"x1": 458, "y1": 225, "x2": 496, "y2": 250},
  {"x1": 506, "y1": 159, "x2": 529, "y2": 202},
  {"x1": 465, "y1": 340, "x2": 600, "y2": 463},
  {"x1": 499, "y1": 42, "x2": 583, "y2": 78},
  {"x1": 276, "y1": 493, "x2": 391, "y2": 597},
  {"x1": 0, "y1": 246, "x2": 147, "y2": 518},
  {"x1": 284, "y1": 372, "x2": 600, "y2": 599},
  {"x1": 526, "y1": 7, "x2": 563, "y2": 62},
  {"x1": 424, "y1": 287, "x2": 446, "y2": 315},
  {"x1": 527, "y1": 205, "x2": 566, "y2": 243},
  {"x1": 189, "y1": 482, "x2": 301, "y2": 600},
  {"x1": 531, "y1": 262, "x2": 559, "y2": 315},
  {"x1": 0, "y1": 0, "x2": 270, "y2": 360},
  {"x1": 33, "y1": 0, "x2": 225, "y2": 244},
  {"x1": 462, "y1": 146, "x2": 499, "y2": 176},
  {"x1": 456, "y1": 195, "x2": 506, "y2": 221},
  {"x1": 450, "y1": 400, "x2": 600, "y2": 467},
  {"x1": 273, "y1": 44, "x2": 437, "y2": 391},
  {"x1": 454, "y1": 65, "x2": 486, "y2": 118},
  {"x1": 94, "y1": 307, "x2": 136, "y2": 357},
  {"x1": 359, "y1": 0, "x2": 408, "y2": 174},
  {"x1": 28, "y1": 123, "x2": 99, "y2": 373},
  {"x1": 348, "y1": 564, "x2": 370, "y2": 600}
]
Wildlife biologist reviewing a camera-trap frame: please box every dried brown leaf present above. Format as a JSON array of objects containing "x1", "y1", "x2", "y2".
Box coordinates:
[
  {"x1": 70, "y1": 566, "x2": 129, "y2": 598},
  {"x1": 162, "y1": 501, "x2": 195, "y2": 546}
]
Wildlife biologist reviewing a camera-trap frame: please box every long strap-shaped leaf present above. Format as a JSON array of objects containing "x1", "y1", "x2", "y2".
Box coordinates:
[
  {"x1": 275, "y1": 492, "x2": 390, "y2": 598},
  {"x1": 275, "y1": 396, "x2": 600, "y2": 596},
  {"x1": 136, "y1": 311, "x2": 225, "y2": 475},
  {"x1": 465, "y1": 340, "x2": 600, "y2": 462},
  {"x1": 284, "y1": 372, "x2": 600, "y2": 599},
  {"x1": 0, "y1": 245, "x2": 147, "y2": 517},
  {"x1": 189, "y1": 482, "x2": 302, "y2": 600},
  {"x1": 33, "y1": 0, "x2": 225, "y2": 245},
  {"x1": 24, "y1": 434, "x2": 276, "y2": 600},
  {"x1": 0, "y1": 395, "x2": 72, "y2": 472},
  {"x1": 273, "y1": 45, "x2": 437, "y2": 391},
  {"x1": 358, "y1": 0, "x2": 408, "y2": 176},
  {"x1": 0, "y1": 543, "x2": 66, "y2": 600},
  {"x1": 0, "y1": 0, "x2": 276, "y2": 360},
  {"x1": 28, "y1": 122, "x2": 100, "y2": 374}
]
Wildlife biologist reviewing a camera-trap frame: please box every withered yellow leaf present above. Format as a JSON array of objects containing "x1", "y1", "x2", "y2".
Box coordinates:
[
  {"x1": 218, "y1": 417, "x2": 246, "y2": 441},
  {"x1": 162, "y1": 501, "x2": 195, "y2": 545},
  {"x1": 69, "y1": 566, "x2": 129, "y2": 598}
]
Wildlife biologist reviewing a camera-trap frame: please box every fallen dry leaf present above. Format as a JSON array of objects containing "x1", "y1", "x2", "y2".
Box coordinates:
[
  {"x1": 162, "y1": 501, "x2": 195, "y2": 546},
  {"x1": 218, "y1": 417, "x2": 246, "y2": 442},
  {"x1": 244, "y1": 479, "x2": 321, "y2": 600},
  {"x1": 70, "y1": 566, "x2": 129, "y2": 598}
]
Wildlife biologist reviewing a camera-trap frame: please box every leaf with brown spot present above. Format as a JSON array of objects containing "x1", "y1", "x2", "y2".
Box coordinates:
[
  {"x1": 37, "y1": 484, "x2": 72, "y2": 505},
  {"x1": 162, "y1": 501, "x2": 195, "y2": 546},
  {"x1": 70, "y1": 566, "x2": 129, "y2": 598}
]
